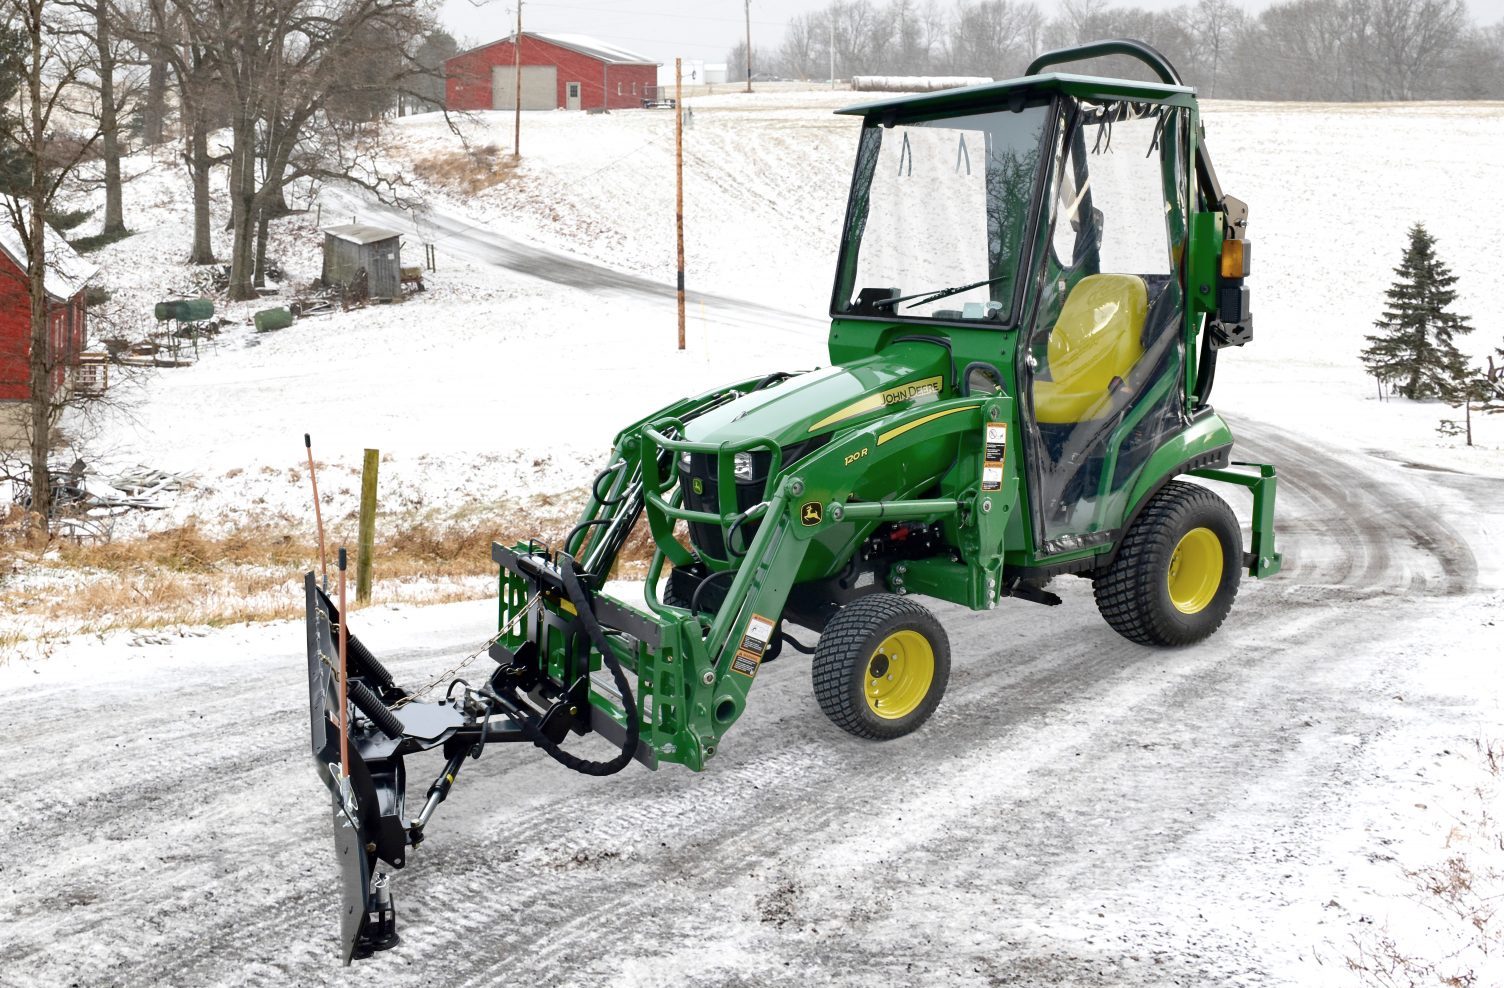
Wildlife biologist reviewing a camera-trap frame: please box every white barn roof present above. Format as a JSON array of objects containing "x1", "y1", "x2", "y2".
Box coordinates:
[
  {"x1": 0, "y1": 210, "x2": 98, "y2": 301},
  {"x1": 451, "y1": 32, "x2": 658, "y2": 66},
  {"x1": 323, "y1": 223, "x2": 401, "y2": 246},
  {"x1": 535, "y1": 33, "x2": 657, "y2": 65}
]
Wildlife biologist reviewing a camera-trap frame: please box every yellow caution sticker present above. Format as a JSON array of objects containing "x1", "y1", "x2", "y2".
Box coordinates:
[
  {"x1": 730, "y1": 613, "x2": 777, "y2": 678},
  {"x1": 982, "y1": 422, "x2": 1006, "y2": 492}
]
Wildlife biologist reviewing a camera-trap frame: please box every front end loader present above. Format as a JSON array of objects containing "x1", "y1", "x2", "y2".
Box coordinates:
[{"x1": 307, "y1": 39, "x2": 1282, "y2": 962}]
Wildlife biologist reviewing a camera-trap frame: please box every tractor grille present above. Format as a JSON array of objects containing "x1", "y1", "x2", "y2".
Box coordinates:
[
  {"x1": 675, "y1": 437, "x2": 828, "y2": 561},
  {"x1": 678, "y1": 454, "x2": 765, "y2": 560}
]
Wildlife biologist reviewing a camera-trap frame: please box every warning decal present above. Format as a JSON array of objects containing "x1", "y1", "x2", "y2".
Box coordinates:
[
  {"x1": 981, "y1": 421, "x2": 1007, "y2": 492},
  {"x1": 731, "y1": 613, "x2": 777, "y2": 678}
]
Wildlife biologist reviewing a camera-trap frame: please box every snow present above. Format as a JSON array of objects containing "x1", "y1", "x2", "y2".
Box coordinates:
[
  {"x1": 51, "y1": 93, "x2": 1501, "y2": 544},
  {"x1": 0, "y1": 206, "x2": 98, "y2": 300},
  {"x1": 851, "y1": 75, "x2": 995, "y2": 91},
  {"x1": 0, "y1": 89, "x2": 1501, "y2": 985}
]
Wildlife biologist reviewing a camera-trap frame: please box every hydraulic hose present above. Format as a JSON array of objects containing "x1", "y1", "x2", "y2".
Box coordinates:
[{"x1": 490, "y1": 559, "x2": 641, "y2": 777}]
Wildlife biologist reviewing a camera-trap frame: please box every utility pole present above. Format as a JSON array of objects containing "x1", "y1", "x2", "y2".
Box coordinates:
[
  {"x1": 513, "y1": 1, "x2": 523, "y2": 159},
  {"x1": 744, "y1": 0, "x2": 752, "y2": 93},
  {"x1": 675, "y1": 58, "x2": 685, "y2": 351}
]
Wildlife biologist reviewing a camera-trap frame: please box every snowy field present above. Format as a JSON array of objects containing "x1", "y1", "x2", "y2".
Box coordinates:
[
  {"x1": 44, "y1": 93, "x2": 1504, "y2": 540},
  {"x1": 0, "y1": 91, "x2": 1501, "y2": 985}
]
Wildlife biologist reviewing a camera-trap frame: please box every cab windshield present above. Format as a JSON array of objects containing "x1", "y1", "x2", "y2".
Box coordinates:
[{"x1": 834, "y1": 102, "x2": 1052, "y2": 324}]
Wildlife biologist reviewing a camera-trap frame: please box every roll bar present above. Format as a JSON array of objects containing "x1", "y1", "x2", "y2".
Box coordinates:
[{"x1": 1025, "y1": 38, "x2": 1183, "y2": 87}]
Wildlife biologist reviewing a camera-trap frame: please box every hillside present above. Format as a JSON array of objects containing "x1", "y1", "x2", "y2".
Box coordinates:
[{"x1": 1, "y1": 92, "x2": 1500, "y2": 643}]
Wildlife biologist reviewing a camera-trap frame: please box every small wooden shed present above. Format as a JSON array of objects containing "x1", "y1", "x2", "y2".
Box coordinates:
[{"x1": 321, "y1": 224, "x2": 402, "y2": 301}]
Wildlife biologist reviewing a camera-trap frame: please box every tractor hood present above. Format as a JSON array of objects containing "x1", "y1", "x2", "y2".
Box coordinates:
[{"x1": 683, "y1": 340, "x2": 952, "y2": 449}]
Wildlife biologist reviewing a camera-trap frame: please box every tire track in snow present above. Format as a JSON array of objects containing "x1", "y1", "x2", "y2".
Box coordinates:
[
  {"x1": 0, "y1": 415, "x2": 1495, "y2": 986},
  {"x1": 1235, "y1": 419, "x2": 1475, "y2": 597}
]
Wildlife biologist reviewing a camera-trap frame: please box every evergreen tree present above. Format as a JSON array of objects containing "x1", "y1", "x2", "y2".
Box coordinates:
[{"x1": 1361, "y1": 223, "x2": 1474, "y2": 399}]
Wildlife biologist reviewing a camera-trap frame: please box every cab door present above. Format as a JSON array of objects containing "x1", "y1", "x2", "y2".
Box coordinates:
[{"x1": 1022, "y1": 103, "x2": 1190, "y2": 552}]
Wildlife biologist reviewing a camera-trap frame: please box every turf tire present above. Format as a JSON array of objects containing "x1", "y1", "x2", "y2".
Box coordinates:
[
  {"x1": 812, "y1": 593, "x2": 949, "y2": 739},
  {"x1": 1094, "y1": 480, "x2": 1241, "y2": 646}
]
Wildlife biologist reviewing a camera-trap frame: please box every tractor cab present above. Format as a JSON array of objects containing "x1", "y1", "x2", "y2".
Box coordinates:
[{"x1": 830, "y1": 40, "x2": 1254, "y2": 562}]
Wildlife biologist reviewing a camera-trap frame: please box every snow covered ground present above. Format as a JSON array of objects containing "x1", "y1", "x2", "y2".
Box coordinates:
[
  {"x1": 0, "y1": 91, "x2": 1501, "y2": 985},
  {"x1": 7, "y1": 93, "x2": 1491, "y2": 636},
  {"x1": 54, "y1": 93, "x2": 1504, "y2": 544},
  {"x1": 0, "y1": 428, "x2": 1498, "y2": 986}
]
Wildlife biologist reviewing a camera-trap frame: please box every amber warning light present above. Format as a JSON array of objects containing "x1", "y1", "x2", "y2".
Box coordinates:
[{"x1": 1220, "y1": 238, "x2": 1251, "y2": 280}]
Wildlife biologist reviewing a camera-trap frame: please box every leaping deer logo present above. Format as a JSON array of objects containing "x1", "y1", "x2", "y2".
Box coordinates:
[{"x1": 801, "y1": 502, "x2": 822, "y2": 526}]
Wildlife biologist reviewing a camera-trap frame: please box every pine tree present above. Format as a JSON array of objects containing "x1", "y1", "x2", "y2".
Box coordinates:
[{"x1": 1360, "y1": 223, "x2": 1474, "y2": 400}]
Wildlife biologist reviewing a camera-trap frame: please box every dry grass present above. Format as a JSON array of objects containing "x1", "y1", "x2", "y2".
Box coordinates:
[
  {"x1": 410, "y1": 144, "x2": 520, "y2": 195},
  {"x1": 0, "y1": 496, "x2": 662, "y2": 658},
  {"x1": 1348, "y1": 736, "x2": 1502, "y2": 988}
]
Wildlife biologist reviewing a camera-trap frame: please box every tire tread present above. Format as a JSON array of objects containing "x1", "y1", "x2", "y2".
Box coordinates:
[
  {"x1": 812, "y1": 594, "x2": 948, "y2": 739},
  {"x1": 1094, "y1": 480, "x2": 1240, "y2": 646}
]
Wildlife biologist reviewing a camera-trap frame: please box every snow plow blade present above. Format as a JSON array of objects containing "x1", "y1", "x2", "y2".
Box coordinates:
[
  {"x1": 305, "y1": 575, "x2": 402, "y2": 963},
  {"x1": 305, "y1": 571, "x2": 565, "y2": 963}
]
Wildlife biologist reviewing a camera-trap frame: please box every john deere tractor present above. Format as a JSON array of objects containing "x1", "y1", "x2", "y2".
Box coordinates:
[{"x1": 306, "y1": 39, "x2": 1281, "y2": 961}]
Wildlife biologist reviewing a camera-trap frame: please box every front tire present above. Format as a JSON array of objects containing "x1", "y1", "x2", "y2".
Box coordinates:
[
  {"x1": 812, "y1": 594, "x2": 950, "y2": 739},
  {"x1": 1094, "y1": 480, "x2": 1241, "y2": 646}
]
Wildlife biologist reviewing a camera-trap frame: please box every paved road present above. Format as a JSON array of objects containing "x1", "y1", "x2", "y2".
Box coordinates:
[{"x1": 334, "y1": 194, "x2": 825, "y2": 338}]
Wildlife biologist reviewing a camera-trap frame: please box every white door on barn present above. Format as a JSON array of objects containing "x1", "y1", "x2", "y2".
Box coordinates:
[
  {"x1": 492, "y1": 65, "x2": 558, "y2": 110},
  {"x1": 566, "y1": 82, "x2": 581, "y2": 110}
]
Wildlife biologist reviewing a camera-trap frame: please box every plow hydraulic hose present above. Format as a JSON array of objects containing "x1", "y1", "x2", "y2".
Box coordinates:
[{"x1": 488, "y1": 559, "x2": 641, "y2": 776}]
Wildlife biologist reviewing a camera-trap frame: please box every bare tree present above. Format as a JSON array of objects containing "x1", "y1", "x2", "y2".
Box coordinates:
[
  {"x1": 90, "y1": 0, "x2": 128, "y2": 237},
  {"x1": 111, "y1": 0, "x2": 435, "y2": 298},
  {"x1": 779, "y1": 10, "x2": 821, "y2": 79},
  {"x1": 1367, "y1": 0, "x2": 1468, "y2": 98},
  {"x1": 947, "y1": 1, "x2": 1036, "y2": 77},
  {"x1": 766, "y1": 0, "x2": 1493, "y2": 101},
  {"x1": 139, "y1": 0, "x2": 167, "y2": 143},
  {"x1": 0, "y1": 0, "x2": 105, "y2": 536},
  {"x1": 1192, "y1": 0, "x2": 1243, "y2": 96}
]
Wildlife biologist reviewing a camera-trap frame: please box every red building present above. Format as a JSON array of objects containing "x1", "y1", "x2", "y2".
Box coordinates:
[
  {"x1": 445, "y1": 33, "x2": 659, "y2": 112},
  {"x1": 0, "y1": 218, "x2": 95, "y2": 406}
]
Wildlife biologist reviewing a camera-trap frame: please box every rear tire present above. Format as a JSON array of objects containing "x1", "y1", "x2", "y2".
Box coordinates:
[
  {"x1": 1094, "y1": 480, "x2": 1241, "y2": 646},
  {"x1": 812, "y1": 594, "x2": 949, "y2": 739}
]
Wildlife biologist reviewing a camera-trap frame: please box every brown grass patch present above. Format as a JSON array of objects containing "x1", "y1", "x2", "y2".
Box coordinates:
[
  {"x1": 411, "y1": 144, "x2": 520, "y2": 195},
  {"x1": 0, "y1": 494, "x2": 661, "y2": 649}
]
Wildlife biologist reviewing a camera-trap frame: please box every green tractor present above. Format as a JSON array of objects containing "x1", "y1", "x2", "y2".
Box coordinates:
[{"x1": 306, "y1": 39, "x2": 1281, "y2": 960}]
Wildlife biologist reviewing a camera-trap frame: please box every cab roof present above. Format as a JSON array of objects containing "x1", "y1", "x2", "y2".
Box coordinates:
[{"x1": 836, "y1": 71, "x2": 1195, "y2": 118}]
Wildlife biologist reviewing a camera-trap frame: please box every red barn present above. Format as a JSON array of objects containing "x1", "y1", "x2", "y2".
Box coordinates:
[
  {"x1": 445, "y1": 33, "x2": 659, "y2": 113},
  {"x1": 0, "y1": 217, "x2": 95, "y2": 413}
]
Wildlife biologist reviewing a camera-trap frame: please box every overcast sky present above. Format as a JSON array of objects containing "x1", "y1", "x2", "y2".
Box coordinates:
[{"x1": 438, "y1": 0, "x2": 1504, "y2": 64}]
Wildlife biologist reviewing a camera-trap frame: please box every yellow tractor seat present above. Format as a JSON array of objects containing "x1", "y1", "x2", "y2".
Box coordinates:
[{"x1": 1032, "y1": 273, "x2": 1149, "y2": 425}]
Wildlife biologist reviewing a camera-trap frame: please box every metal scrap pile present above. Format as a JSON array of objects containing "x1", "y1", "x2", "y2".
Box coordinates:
[{"x1": 8, "y1": 461, "x2": 194, "y2": 542}]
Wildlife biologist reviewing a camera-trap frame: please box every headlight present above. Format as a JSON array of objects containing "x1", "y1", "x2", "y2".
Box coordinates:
[
  {"x1": 679, "y1": 451, "x2": 693, "y2": 471},
  {"x1": 733, "y1": 452, "x2": 754, "y2": 482}
]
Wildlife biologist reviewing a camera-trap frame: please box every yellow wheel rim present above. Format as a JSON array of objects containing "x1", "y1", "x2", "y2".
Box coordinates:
[
  {"x1": 1167, "y1": 527, "x2": 1223, "y2": 614},
  {"x1": 864, "y1": 629, "x2": 935, "y2": 720}
]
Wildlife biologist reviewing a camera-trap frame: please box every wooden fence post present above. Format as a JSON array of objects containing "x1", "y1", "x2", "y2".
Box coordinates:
[{"x1": 356, "y1": 448, "x2": 379, "y2": 604}]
